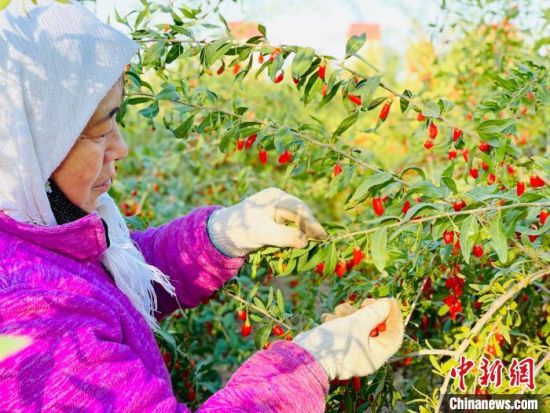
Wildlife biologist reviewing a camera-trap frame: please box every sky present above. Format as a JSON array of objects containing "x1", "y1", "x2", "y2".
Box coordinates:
[
  {"x1": 89, "y1": 0, "x2": 547, "y2": 60},
  {"x1": 90, "y1": 0, "x2": 443, "y2": 59}
]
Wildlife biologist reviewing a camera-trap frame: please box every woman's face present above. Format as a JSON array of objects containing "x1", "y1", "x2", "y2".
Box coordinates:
[{"x1": 50, "y1": 77, "x2": 128, "y2": 212}]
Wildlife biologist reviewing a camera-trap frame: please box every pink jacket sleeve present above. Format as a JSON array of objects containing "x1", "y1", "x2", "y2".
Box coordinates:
[{"x1": 130, "y1": 205, "x2": 246, "y2": 318}]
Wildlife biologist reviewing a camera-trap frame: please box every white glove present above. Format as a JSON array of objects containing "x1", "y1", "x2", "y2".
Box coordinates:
[
  {"x1": 293, "y1": 298, "x2": 404, "y2": 381},
  {"x1": 206, "y1": 187, "x2": 329, "y2": 258}
]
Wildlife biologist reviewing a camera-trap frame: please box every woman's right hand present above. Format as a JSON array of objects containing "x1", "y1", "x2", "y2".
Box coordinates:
[{"x1": 293, "y1": 298, "x2": 404, "y2": 381}]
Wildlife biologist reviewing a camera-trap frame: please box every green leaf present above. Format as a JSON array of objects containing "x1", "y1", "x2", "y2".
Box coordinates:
[
  {"x1": 254, "y1": 325, "x2": 271, "y2": 349},
  {"x1": 460, "y1": 215, "x2": 479, "y2": 264},
  {"x1": 156, "y1": 84, "x2": 179, "y2": 101},
  {"x1": 490, "y1": 216, "x2": 508, "y2": 263},
  {"x1": 323, "y1": 244, "x2": 337, "y2": 276},
  {"x1": 142, "y1": 42, "x2": 165, "y2": 66},
  {"x1": 333, "y1": 111, "x2": 359, "y2": 137},
  {"x1": 276, "y1": 289, "x2": 285, "y2": 315},
  {"x1": 421, "y1": 101, "x2": 440, "y2": 118},
  {"x1": 292, "y1": 47, "x2": 316, "y2": 80},
  {"x1": 371, "y1": 227, "x2": 388, "y2": 272},
  {"x1": 172, "y1": 114, "x2": 195, "y2": 139},
  {"x1": 400, "y1": 89, "x2": 413, "y2": 113},
  {"x1": 357, "y1": 75, "x2": 380, "y2": 108},
  {"x1": 441, "y1": 176, "x2": 458, "y2": 194},
  {"x1": 126, "y1": 96, "x2": 153, "y2": 105},
  {"x1": 319, "y1": 81, "x2": 341, "y2": 109},
  {"x1": 475, "y1": 119, "x2": 516, "y2": 134},
  {"x1": 345, "y1": 33, "x2": 366, "y2": 58},
  {"x1": 403, "y1": 203, "x2": 440, "y2": 220},
  {"x1": 138, "y1": 100, "x2": 159, "y2": 118},
  {"x1": 346, "y1": 172, "x2": 393, "y2": 207},
  {"x1": 154, "y1": 329, "x2": 177, "y2": 354},
  {"x1": 257, "y1": 24, "x2": 266, "y2": 37}
]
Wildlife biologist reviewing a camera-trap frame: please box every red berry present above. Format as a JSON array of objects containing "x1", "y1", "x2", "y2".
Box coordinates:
[
  {"x1": 278, "y1": 149, "x2": 292, "y2": 164},
  {"x1": 402, "y1": 199, "x2": 411, "y2": 214},
  {"x1": 236, "y1": 138, "x2": 244, "y2": 150},
  {"x1": 417, "y1": 112, "x2": 426, "y2": 121},
  {"x1": 335, "y1": 261, "x2": 347, "y2": 278},
  {"x1": 487, "y1": 173, "x2": 496, "y2": 185},
  {"x1": 423, "y1": 139, "x2": 434, "y2": 150},
  {"x1": 529, "y1": 225, "x2": 538, "y2": 242},
  {"x1": 259, "y1": 149, "x2": 268, "y2": 164},
  {"x1": 321, "y1": 83, "x2": 328, "y2": 97},
  {"x1": 506, "y1": 165, "x2": 515, "y2": 176},
  {"x1": 379, "y1": 102, "x2": 391, "y2": 121},
  {"x1": 516, "y1": 181, "x2": 525, "y2": 196},
  {"x1": 352, "y1": 376, "x2": 361, "y2": 392},
  {"x1": 263, "y1": 341, "x2": 271, "y2": 349},
  {"x1": 372, "y1": 197, "x2": 385, "y2": 216},
  {"x1": 481, "y1": 162, "x2": 489, "y2": 171},
  {"x1": 318, "y1": 64, "x2": 326, "y2": 80},
  {"x1": 272, "y1": 325, "x2": 285, "y2": 337},
  {"x1": 473, "y1": 244, "x2": 484, "y2": 258},
  {"x1": 269, "y1": 47, "x2": 282, "y2": 61},
  {"x1": 469, "y1": 167, "x2": 479, "y2": 179},
  {"x1": 232, "y1": 63, "x2": 240, "y2": 75},
  {"x1": 443, "y1": 230, "x2": 454, "y2": 245},
  {"x1": 479, "y1": 141, "x2": 491, "y2": 152},
  {"x1": 453, "y1": 128, "x2": 462, "y2": 141},
  {"x1": 258, "y1": 54, "x2": 264, "y2": 64},
  {"x1": 448, "y1": 150, "x2": 457, "y2": 160},
  {"x1": 462, "y1": 149, "x2": 469, "y2": 162},
  {"x1": 348, "y1": 94, "x2": 362, "y2": 105},
  {"x1": 376, "y1": 321, "x2": 386, "y2": 333},
  {"x1": 530, "y1": 175, "x2": 545, "y2": 188},
  {"x1": 333, "y1": 163, "x2": 343, "y2": 176},
  {"x1": 540, "y1": 210, "x2": 549, "y2": 225},
  {"x1": 314, "y1": 262, "x2": 325, "y2": 275},
  {"x1": 526, "y1": 91, "x2": 534, "y2": 101},
  {"x1": 237, "y1": 309, "x2": 247, "y2": 321},
  {"x1": 353, "y1": 247, "x2": 364, "y2": 266},
  {"x1": 486, "y1": 344, "x2": 496, "y2": 356},
  {"x1": 428, "y1": 122, "x2": 438, "y2": 139},
  {"x1": 369, "y1": 327, "x2": 379, "y2": 337},
  {"x1": 241, "y1": 319, "x2": 252, "y2": 337},
  {"x1": 453, "y1": 199, "x2": 466, "y2": 212},
  {"x1": 245, "y1": 133, "x2": 257, "y2": 149},
  {"x1": 274, "y1": 71, "x2": 284, "y2": 84},
  {"x1": 216, "y1": 64, "x2": 225, "y2": 75}
]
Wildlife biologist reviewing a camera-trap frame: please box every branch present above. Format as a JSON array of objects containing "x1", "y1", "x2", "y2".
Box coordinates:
[{"x1": 329, "y1": 202, "x2": 550, "y2": 242}]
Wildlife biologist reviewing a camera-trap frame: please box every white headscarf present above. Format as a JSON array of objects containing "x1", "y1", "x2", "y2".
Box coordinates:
[{"x1": 0, "y1": 0, "x2": 175, "y2": 330}]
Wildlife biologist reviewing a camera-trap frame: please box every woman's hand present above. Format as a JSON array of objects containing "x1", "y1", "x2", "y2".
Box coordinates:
[
  {"x1": 207, "y1": 187, "x2": 329, "y2": 258},
  {"x1": 293, "y1": 298, "x2": 404, "y2": 381}
]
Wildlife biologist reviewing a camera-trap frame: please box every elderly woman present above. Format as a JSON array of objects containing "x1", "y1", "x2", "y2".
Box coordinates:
[{"x1": 0, "y1": 1, "x2": 404, "y2": 412}]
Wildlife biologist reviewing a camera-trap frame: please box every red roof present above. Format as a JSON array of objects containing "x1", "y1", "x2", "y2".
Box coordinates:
[
  {"x1": 228, "y1": 22, "x2": 262, "y2": 39},
  {"x1": 347, "y1": 23, "x2": 381, "y2": 40}
]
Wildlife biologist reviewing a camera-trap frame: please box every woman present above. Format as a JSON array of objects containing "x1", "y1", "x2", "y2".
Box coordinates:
[{"x1": 0, "y1": 1, "x2": 404, "y2": 412}]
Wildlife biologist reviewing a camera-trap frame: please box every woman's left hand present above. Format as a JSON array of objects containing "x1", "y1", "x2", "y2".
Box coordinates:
[{"x1": 206, "y1": 187, "x2": 329, "y2": 258}]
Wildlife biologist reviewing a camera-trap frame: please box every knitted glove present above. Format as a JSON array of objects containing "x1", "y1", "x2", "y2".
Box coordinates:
[
  {"x1": 293, "y1": 298, "x2": 404, "y2": 381},
  {"x1": 206, "y1": 187, "x2": 329, "y2": 258}
]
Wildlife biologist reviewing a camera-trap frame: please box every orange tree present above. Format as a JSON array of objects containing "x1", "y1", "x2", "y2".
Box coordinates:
[{"x1": 105, "y1": 0, "x2": 549, "y2": 411}]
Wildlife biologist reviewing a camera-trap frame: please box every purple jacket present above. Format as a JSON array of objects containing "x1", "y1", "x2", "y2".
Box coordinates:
[{"x1": 0, "y1": 205, "x2": 328, "y2": 412}]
